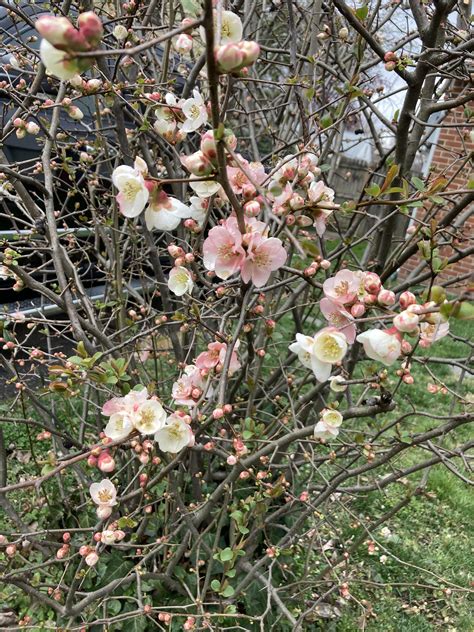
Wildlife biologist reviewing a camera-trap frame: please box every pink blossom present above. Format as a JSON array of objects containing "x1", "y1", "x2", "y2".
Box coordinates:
[
  {"x1": 195, "y1": 341, "x2": 241, "y2": 375},
  {"x1": 323, "y1": 269, "x2": 360, "y2": 305},
  {"x1": 240, "y1": 234, "x2": 287, "y2": 287},
  {"x1": 172, "y1": 365, "x2": 206, "y2": 407},
  {"x1": 419, "y1": 320, "x2": 449, "y2": 347},
  {"x1": 320, "y1": 298, "x2": 357, "y2": 343},
  {"x1": 203, "y1": 224, "x2": 245, "y2": 280}
]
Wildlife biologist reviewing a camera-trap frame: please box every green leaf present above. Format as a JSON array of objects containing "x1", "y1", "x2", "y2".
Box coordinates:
[
  {"x1": 451, "y1": 302, "x2": 474, "y2": 320},
  {"x1": 226, "y1": 568, "x2": 237, "y2": 578},
  {"x1": 320, "y1": 114, "x2": 333, "y2": 129},
  {"x1": 365, "y1": 183, "x2": 381, "y2": 197},
  {"x1": 221, "y1": 585, "x2": 235, "y2": 598},
  {"x1": 411, "y1": 176, "x2": 426, "y2": 191},
  {"x1": 181, "y1": 0, "x2": 200, "y2": 16},
  {"x1": 211, "y1": 579, "x2": 221, "y2": 591},
  {"x1": 355, "y1": 4, "x2": 369, "y2": 20},
  {"x1": 219, "y1": 548, "x2": 234, "y2": 562},
  {"x1": 107, "y1": 599, "x2": 122, "y2": 616}
]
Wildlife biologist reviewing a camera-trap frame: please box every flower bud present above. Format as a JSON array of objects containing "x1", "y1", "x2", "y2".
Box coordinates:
[
  {"x1": 216, "y1": 43, "x2": 245, "y2": 72},
  {"x1": 339, "y1": 27, "x2": 349, "y2": 40},
  {"x1": 26, "y1": 121, "x2": 40, "y2": 135},
  {"x1": 393, "y1": 310, "x2": 419, "y2": 333},
  {"x1": 399, "y1": 291, "x2": 416, "y2": 309},
  {"x1": 77, "y1": 12, "x2": 103, "y2": 48},
  {"x1": 384, "y1": 61, "x2": 397, "y2": 71},
  {"x1": 101, "y1": 530, "x2": 116, "y2": 545},
  {"x1": 96, "y1": 505, "x2": 113, "y2": 520},
  {"x1": 244, "y1": 200, "x2": 261, "y2": 217},
  {"x1": 377, "y1": 289, "x2": 396, "y2": 306},
  {"x1": 113, "y1": 24, "x2": 128, "y2": 41},
  {"x1": 85, "y1": 551, "x2": 99, "y2": 566},
  {"x1": 351, "y1": 302, "x2": 365, "y2": 318},
  {"x1": 173, "y1": 33, "x2": 193, "y2": 55},
  {"x1": 239, "y1": 41, "x2": 260, "y2": 66},
  {"x1": 97, "y1": 451, "x2": 115, "y2": 473},
  {"x1": 67, "y1": 106, "x2": 84, "y2": 121},
  {"x1": 181, "y1": 150, "x2": 214, "y2": 176},
  {"x1": 364, "y1": 272, "x2": 381, "y2": 294}
]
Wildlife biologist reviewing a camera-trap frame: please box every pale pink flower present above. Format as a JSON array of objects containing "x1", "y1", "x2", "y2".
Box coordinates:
[
  {"x1": 323, "y1": 269, "x2": 360, "y2": 305},
  {"x1": 308, "y1": 180, "x2": 335, "y2": 204},
  {"x1": 419, "y1": 320, "x2": 449, "y2": 347},
  {"x1": 240, "y1": 234, "x2": 287, "y2": 287},
  {"x1": 195, "y1": 341, "x2": 241, "y2": 375},
  {"x1": 320, "y1": 298, "x2": 357, "y2": 343},
  {"x1": 112, "y1": 157, "x2": 149, "y2": 218},
  {"x1": 203, "y1": 224, "x2": 245, "y2": 280},
  {"x1": 102, "y1": 386, "x2": 148, "y2": 417},
  {"x1": 356, "y1": 329, "x2": 401, "y2": 366},
  {"x1": 145, "y1": 190, "x2": 192, "y2": 231},
  {"x1": 172, "y1": 365, "x2": 206, "y2": 407},
  {"x1": 155, "y1": 413, "x2": 195, "y2": 453}
]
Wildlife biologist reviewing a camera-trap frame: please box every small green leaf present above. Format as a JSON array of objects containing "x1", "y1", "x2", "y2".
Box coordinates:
[
  {"x1": 411, "y1": 176, "x2": 426, "y2": 191},
  {"x1": 220, "y1": 548, "x2": 234, "y2": 562},
  {"x1": 355, "y1": 4, "x2": 369, "y2": 20},
  {"x1": 365, "y1": 183, "x2": 381, "y2": 197},
  {"x1": 211, "y1": 579, "x2": 221, "y2": 592},
  {"x1": 221, "y1": 585, "x2": 235, "y2": 598}
]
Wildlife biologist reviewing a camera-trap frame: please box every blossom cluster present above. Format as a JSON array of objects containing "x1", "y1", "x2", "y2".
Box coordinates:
[
  {"x1": 36, "y1": 12, "x2": 103, "y2": 80},
  {"x1": 102, "y1": 386, "x2": 194, "y2": 453},
  {"x1": 291, "y1": 269, "x2": 450, "y2": 385}
]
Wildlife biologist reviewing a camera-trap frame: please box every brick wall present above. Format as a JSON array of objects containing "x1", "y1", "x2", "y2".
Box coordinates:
[{"x1": 399, "y1": 83, "x2": 474, "y2": 291}]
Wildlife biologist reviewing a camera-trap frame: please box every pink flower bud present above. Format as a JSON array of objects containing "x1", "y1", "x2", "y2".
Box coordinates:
[
  {"x1": 13, "y1": 118, "x2": 25, "y2": 128},
  {"x1": 393, "y1": 310, "x2": 419, "y2": 333},
  {"x1": 223, "y1": 404, "x2": 233, "y2": 414},
  {"x1": 200, "y1": 130, "x2": 218, "y2": 161},
  {"x1": 62, "y1": 532, "x2": 71, "y2": 543},
  {"x1": 6, "y1": 544, "x2": 16, "y2": 557},
  {"x1": 79, "y1": 545, "x2": 91, "y2": 556},
  {"x1": 351, "y1": 302, "x2": 365, "y2": 318},
  {"x1": 401, "y1": 339, "x2": 412, "y2": 354},
  {"x1": 216, "y1": 43, "x2": 245, "y2": 72},
  {"x1": 384, "y1": 51, "x2": 398, "y2": 62},
  {"x1": 402, "y1": 374, "x2": 414, "y2": 384},
  {"x1": 168, "y1": 244, "x2": 184, "y2": 258},
  {"x1": 181, "y1": 150, "x2": 214, "y2": 176},
  {"x1": 204, "y1": 441, "x2": 214, "y2": 451},
  {"x1": 399, "y1": 291, "x2": 416, "y2": 309},
  {"x1": 56, "y1": 546, "x2": 68, "y2": 559},
  {"x1": 213, "y1": 408, "x2": 224, "y2": 419},
  {"x1": 377, "y1": 289, "x2": 396, "y2": 306},
  {"x1": 36, "y1": 15, "x2": 73, "y2": 48},
  {"x1": 384, "y1": 61, "x2": 397, "y2": 71},
  {"x1": 239, "y1": 41, "x2": 260, "y2": 65},
  {"x1": 96, "y1": 505, "x2": 112, "y2": 520},
  {"x1": 114, "y1": 530, "x2": 126, "y2": 541},
  {"x1": 97, "y1": 452, "x2": 115, "y2": 473},
  {"x1": 363, "y1": 293, "x2": 378, "y2": 306},
  {"x1": 77, "y1": 11, "x2": 103, "y2": 48},
  {"x1": 85, "y1": 551, "x2": 99, "y2": 567},
  {"x1": 244, "y1": 200, "x2": 261, "y2": 217},
  {"x1": 67, "y1": 106, "x2": 84, "y2": 121},
  {"x1": 320, "y1": 259, "x2": 331, "y2": 270},
  {"x1": 364, "y1": 272, "x2": 381, "y2": 294},
  {"x1": 227, "y1": 455, "x2": 237, "y2": 465},
  {"x1": 289, "y1": 194, "x2": 305, "y2": 210},
  {"x1": 173, "y1": 33, "x2": 193, "y2": 55}
]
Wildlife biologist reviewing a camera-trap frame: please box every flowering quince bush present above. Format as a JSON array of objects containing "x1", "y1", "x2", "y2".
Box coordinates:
[{"x1": 0, "y1": 1, "x2": 473, "y2": 630}]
